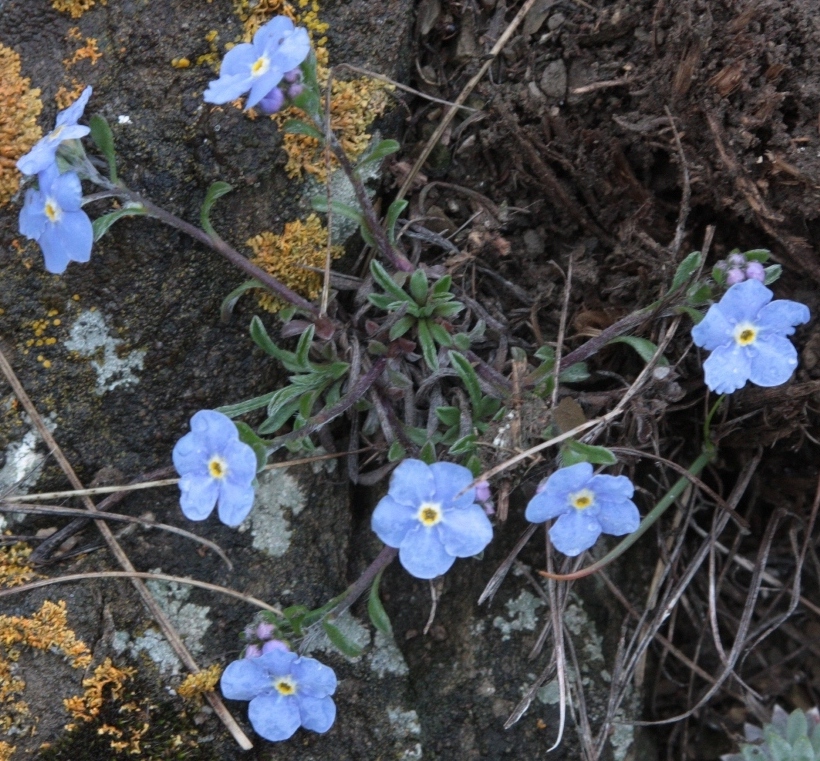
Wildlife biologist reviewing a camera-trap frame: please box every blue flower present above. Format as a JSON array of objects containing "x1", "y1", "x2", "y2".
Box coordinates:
[
  {"x1": 525, "y1": 462, "x2": 639, "y2": 557},
  {"x1": 221, "y1": 649, "x2": 337, "y2": 742},
  {"x1": 16, "y1": 86, "x2": 92, "y2": 176},
  {"x1": 203, "y1": 16, "x2": 310, "y2": 109},
  {"x1": 692, "y1": 279, "x2": 810, "y2": 394},
  {"x1": 172, "y1": 410, "x2": 258, "y2": 527},
  {"x1": 371, "y1": 459, "x2": 493, "y2": 579},
  {"x1": 18, "y1": 164, "x2": 93, "y2": 274}
]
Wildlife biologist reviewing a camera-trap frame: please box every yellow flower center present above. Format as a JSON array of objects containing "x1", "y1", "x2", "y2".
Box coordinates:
[
  {"x1": 50, "y1": 124, "x2": 65, "y2": 141},
  {"x1": 569, "y1": 488, "x2": 595, "y2": 510},
  {"x1": 44, "y1": 198, "x2": 62, "y2": 223},
  {"x1": 208, "y1": 456, "x2": 228, "y2": 479},
  {"x1": 734, "y1": 322, "x2": 757, "y2": 346},
  {"x1": 417, "y1": 502, "x2": 442, "y2": 527},
  {"x1": 251, "y1": 55, "x2": 270, "y2": 77},
  {"x1": 274, "y1": 677, "x2": 296, "y2": 696}
]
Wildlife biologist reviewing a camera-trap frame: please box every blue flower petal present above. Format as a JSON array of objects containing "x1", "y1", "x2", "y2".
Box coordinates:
[
  {"x1": 218, "y1": 42, "x2": 257, "y2": 78},
  {"x1": 429, "y1": 461, "x2": 475, "y2": 508},
  {"x1": 255, "y1": 15, "x2": 295, "y2": 46},
  {"x1": 747, "y1": 335, "x2": 799, "y2": 387},
  {"x1": 190, "y1": 410, "x2": 240, "y2": 451},
  {"x1": 541, "y1": 462, "x2": 593, "y2": 502},
  {"x1": 179, "y1": 474, "x2": 219, "y2": 521},
  {"x1": 172, "y1": 431, "x2": 210, "y2": 477},
  {"x1": 525, "y1": 490, "x2": 570, "y2": 523},
  {"x1": 204, "y1": 68, "x2": 255, "y2": 104},
  {"x1": 589, "y1": 474, "x2": 634, "y2": 502},
  {"x1": 220, "y1": 658, "x2": 271, "y2": 701},
  {"x1": 290, "y1": 657, "x2": 337, "y2": 698},
  {"x1": 549, "y1": 510, "x2": 602, "y2": 557},
  {"x1": 271, "y1": 27, "x2": 311, "y2": 72},
  {"x1": 386, "y1": 459, "x2": 435, "y2": 507},
  {"x1": 595, "y1": 499, "x2": 640, "y2": 536},
  {"x1": 757, "y1": 299, "x2": 810, "y2": 336},
  {"x1": 51, "y1": 171, "x2": 83, "y2": 212},
  {"x1": 247, "y1": 71, "x2": 285, "y2": 109},
  {"x1": 297, "y1": 695, "x2": 336, "y2": 734},
  {"x1": 216, "y1": 479, "x2": 255, "y2": 527},
  {"x1": 702, "y1": 342, "x2": 752, "y2": 394},
  {"x1": 55, "y1": 86, "x2": 92, "y2": 128},
  {"x1": 248, "y1": 693, "x2": 301, "y2": 741},
  {"x1": 223, "y1": 438, "x2": 258, "y2": 482},
  {"x1": 399, "y1": 525, "x2": 455, "y2": 579},
  {"x1": 692, "y1": 303, "x2": 734, "y2": 351},
  {"x1": 19, "y1": 189, "x2": 46, "y2": 239},
  {"x1": 371, "y1": 495, "x2": 418, "y2": 547},
  {"x1": 38, "y1": 226, "x2": 73, "y2": 274},
  {"x1": 57, "y1": 210, "x2": 93, "y2": 263},
  {"x1": 16, "y1": 142, "x2": 59, "y2": 176},
  {"x1": 439, "y1": 504, "x2": 493, "y2": 557},
  {"x1": 716, "y1": 279, "x2": 772, "y2": 323},
  {"x1": 255, "y1": 649, "x2": 298, "y2": 675}
]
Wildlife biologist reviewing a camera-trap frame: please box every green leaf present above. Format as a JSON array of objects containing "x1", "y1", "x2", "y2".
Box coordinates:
[
  {"x1": 386, "y1": 198, "x2": 409, "y2": 244},
  {"x1": 561, "y1": 439, "x2": 617, "y2": 467},
  {"x1": 670, "y1": 251, "x2": 702, "y2": 293},
  {"x1": 89, "y1": 114, "x2": 117, "y2": 182},
  {"x1": 357, "y1": 138, "x2": 401, "y2": 168},
  {"x1": 249, "y1": 316, "x2": 301, "y2": 372},
  {"x1": 465, "y1": 454, "x2": 482, "y2": 477},
  {"x1": 435, "y1": 406, "x2": 461, "y2": 428},
  {"x1": 220, "y1": 279, "x2": 263, "y2": 322},
  {"x1": 91, "y1": 205, "x2": 146, "y2": 242},
  {"x1": 786, "y1": 709, "x2": 808, "y2": 745},
  {"x1": 295, "y1": 324, "x2": 315, "y2": 370},
  {"x1": 312, "y1": 196, "x2": 366, "y2": 227},
  {"x1": 431, "y1": 300, "x2": 464, "y2": 318},
  {"x1": 409, "y1": 268, "x2": 428, "y2": 304},
  {"x1": 449, "y1": 351, "x2": 482, "y2": 410},
  {"x1": 743, "y1": 248, "x2": 771, "y2": 263},
  {"x1": 417, "y1": 319, "x2": 439, "y2": 370},
  {"x1": 674, "y1": 305, "x2": 705, "y2": 324},
  {"x1": 427, "y1": 321, "x2": 452, "y2": 347},
  {"x1": 711, "y1": 264, "x2": 727, "y2": 286},
  {"x1": 322, "y1": 619, "x2": 364, "y2": 657},
  {"x1": 200, "y1": 181, "x2": 233, "y2": 237},
  {"x1": 448, "y1": 433, "x2": 477, "y2": 456},
  {"x1": 234, "y1": 421, "x2": 269, "y2": 471},
  {"x1": 299, "y1": 389, "x2": 320, "y2": 419},
  {"x1": 404, "y1": 426, "x2": 431, "y2": 446},
  {"x1": 370, "y1": 260, "x2": 412, "y2": 303},
  {"x1": 535, "y1": 345, "x2": 556, "y2": 363},
  {"x1": 419, "y1": 440, "x2": 437, "y2": 464},
  {"x1": 452, "y1": 333, "x2": 470, "y2": 351},
  {"x1": 389, "y1": 315, "x2": 416, "y2": 340},
  {"x1": 367, "y1": 569, "x2": 393, "y2": 636},
  {"x1": 791, "y1": 737, "x2": 814, "y2": 761},
  {"x1": 368, "y1": 293, "x2": 403, "y2": 312},
  {"x1": 282, "y1": 118, "x2": 324, "y2": 140},
  {"x1": 558, "y1": 362, "x2": 590, "y2": 383},
  {"x1": 764, "y1": 264, "x2": 782, "y2": 285},
  {"x1": 686, "y1": 282, "x2": 712, "y2": 305},
  {"x1": 432, "y1": 275, "x2": 452, "y2": 297},
  {"x1": 258, "y1": 398, "x2": 301, "y2": 435},
  {"x1": 387, "y1": 441, "x2": 406, "y2": 461},
  {"x1": 217, "y1": 391, "x2": 278, "y2": 418},
  {"x1": 608, "y1": 336, "x2": 669, "y2": 367}
]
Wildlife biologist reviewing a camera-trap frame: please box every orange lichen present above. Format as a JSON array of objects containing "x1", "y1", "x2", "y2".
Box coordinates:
[
  {"x1": 55, "y1": 80, "x2": 87, "y2": 109},
  {"x1": 51, "y1": 0, "x2": 102, "y2": 18},
  {"x1": 64, "y1": 659, "x2": 136, "y2": 724},
  {"x1": 0, "y1": 741, "x2": 15, "y2": 761},
  {"x1": 0, "y1": 44, "x2": 43, "y2": 207},
  {"x1": 64, "y1": 37, "x2": 102, "y2": 67},
  {"x1": 247, "y1": 213, "x2": 343, "y2": 312},
  {"x1": 0, "y1": 542, "x2": 39, "y2": 590},
  {"x1": 176, "y1": 664, "x2": 222, "y2": 702}
]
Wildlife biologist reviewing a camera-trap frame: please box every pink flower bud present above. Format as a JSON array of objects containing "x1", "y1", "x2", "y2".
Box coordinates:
[
  {"x1": 256, "y1": 623, "x2": 275, "y2": 641},
  {"x1": 244, "y1": 644, "x2": 262, "y2": 659},
  {"x1": 745, "y1": 261, "x2": 765, "y2": 282},
  {"x1": 726, "y1": 268, "x2": 745, "y2": 286},
  {"x1": 287, "y1": 83, "x2": 304, "y2": 99},
  {"x1": 728, "y1": 253, "x2": 746, "y2": 267},
  {"x1": 261, "y1": 639, "x2": 290, "y2": 654},
  {"x1": 283, "y1": 68, "x2": 302, "y2": 84}
]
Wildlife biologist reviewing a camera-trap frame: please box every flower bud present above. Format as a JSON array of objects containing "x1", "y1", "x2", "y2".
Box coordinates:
[
  {"x1": 745, "y1": 261, "x2": 765, "y2": 283},
  {"x1": 261, "y1": 639, "x2": 290, "y2": 654},
  {"x1": 287, "y1": 83, "x2": 304, "y2": 100},
  {"x1": 728, "y1": 253, "x2": 746, "y2": 267},
  {"x1": 726, "y1": 268, "x2": 745, "y2": 286},
  {"x1": 244, "y1": 644, "x2": 262, "y2": 659},
  {"x1": 257, "y1": 87, "x2": 285, "y2": 115},
  {"x1": 256, "y1": 622, "x2": 275, "y2": 641}
]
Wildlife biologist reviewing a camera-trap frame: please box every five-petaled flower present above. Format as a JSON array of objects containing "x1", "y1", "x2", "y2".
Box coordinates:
[
  {"x1": 18, "y1": 164, "x2": 93, "y2": 274},
  {"x1": 692, "y1": 279, "x2": 810, "y2": 394},
  {"x1": 525, "y1": 462, "x2": 639, "y2": 557},
  {"x1": 371, "y1": 459, "x2": 493, "y2": 579},
  {"x1": 172, "y1": 410, "x2": 257, "y2": 527},
  {"x1": 203, "y1": 16, "x2": 310, "y2": 109},
  {"x1": 221, "y1": 649, "x2": 337, "y2": 742},
  {"x1": 16, "y1": 86, "x2": 92, "y2": 176}
]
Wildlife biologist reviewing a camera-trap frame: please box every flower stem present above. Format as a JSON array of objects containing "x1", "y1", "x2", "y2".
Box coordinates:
[
  {"x1": 331, "y1": 545, "x2": 398, "y2": 618},
  {"x1": 539, "y1": 448, "x2": 715, "y2": 581}
]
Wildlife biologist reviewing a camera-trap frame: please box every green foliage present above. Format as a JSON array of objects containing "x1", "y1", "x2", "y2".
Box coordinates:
[
  {"x1": 91, "y1": 204, "x2": 146, "y2": 241},
  {"x1": 561, "y1": 440, "x2": 617, "y2": 467},
  {"x1": 367, "y1": 570, "x2": 392, "y2": 636},
  {"x1": 89, "y1": 114, "x2": 117, "y2": 182},
  {"x1": 199, "y1": 181, "x2": 233, "y2": 237},
  {"x1": 722, "y1": 707, "x2": 820, "y2": 761},
  {"x1": 608, "y1": 335, "x2": 669, "y2": 367}
]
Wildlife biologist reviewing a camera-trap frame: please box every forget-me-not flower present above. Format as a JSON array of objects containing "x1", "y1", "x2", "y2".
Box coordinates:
[
  {"x1": 692, "y1": 279, "x2": 810, "y2": 394},
  {"x1": 172, "y1": 410, "x2": 257, "y2": 527},
  {"x1": 203, "y1": 16, "x2": 310, "y2": 109},
  {"x1": 371, "y1": 459, "x2": 493, "y2": 579},
  {"x1": 16, "y1": 86, "x2": 92, "y2": 176},
  {"x1": 18, "y1": 164, "x2": 93, "y2": 274},
  {"x1": 221, "y1": 649, "x2": 337, "y2": 741},
  {"x1": 525, "y1": 462, "x2": 640, "y2": 557}
]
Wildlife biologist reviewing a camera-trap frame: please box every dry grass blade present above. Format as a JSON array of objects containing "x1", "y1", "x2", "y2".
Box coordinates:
[
  {"x1": 0, "y1": 570, "x2": 283, "y2": 615},
  {"x1": 0, "y1": 347, "x2": 254, "y2": 750},
  {"x1": 0, "y1": 502, "x2": 233, "y2": 570},
  {"x1": 478, "y1": 523, "x2": 538, "y2": 605}
]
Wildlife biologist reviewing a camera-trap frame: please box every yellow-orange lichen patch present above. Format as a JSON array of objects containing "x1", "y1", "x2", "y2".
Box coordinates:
[
  {"x1": 176, "y1": 663, "x2": 222, "y2": 703},
  {"x1": 0, "y1": 741, "x2": 15, "y2": 761},
  {"x1": 55, "y1": 79, "x2": 86, "y2": 110},
  {"x1": 64, "y1": 37, "x2": 102, "y2": 67},
  {"x1": 247, "y1": 213, "x2": 343, "y2": 312},
  {"x1": 64, "y1": 658, "x2": 136, "y2": 724},
  {"x1": 0, "y1": 542, "x2": 39, "y2": 590},
  {"x1": 51, "y1": 0, "x2": 103, "y2": 18},
  {"x1": 0, "y1": 44, "x2": 43, "y2": 207}
]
